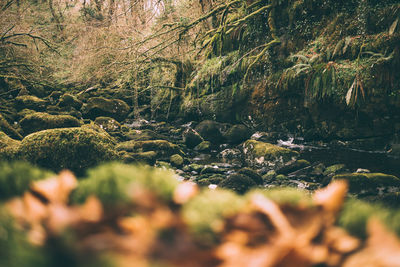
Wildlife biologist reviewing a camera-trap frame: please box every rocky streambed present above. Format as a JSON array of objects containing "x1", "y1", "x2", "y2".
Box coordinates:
[{"x1": 1, "y1": 91, "x2": 400, "y2": 207}]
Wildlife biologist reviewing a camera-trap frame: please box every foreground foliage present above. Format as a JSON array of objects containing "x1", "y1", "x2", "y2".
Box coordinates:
[{"x1": 1, "y1": 162, "x2": 400, "y2": 267}]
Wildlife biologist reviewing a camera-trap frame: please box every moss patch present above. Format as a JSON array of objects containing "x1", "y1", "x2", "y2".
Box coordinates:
[
  {"x1": 116, "y1": 139, "x2": 183, "y2": 159},
  {"x1": 0, "y1": 131, "x2": 21, "y2": 160},
  {"x1": 333, "y1": 172, "x2": 400, "y2": 193},
  {"x1": 20, "y1": 112, "x2": 81, "y2": 135},
  {"x1": 15, "y1": 95, "x2": 46, "y2": 111},
  {"x1": 82, "y1": 97, "x2": 130, "y2": 122}
]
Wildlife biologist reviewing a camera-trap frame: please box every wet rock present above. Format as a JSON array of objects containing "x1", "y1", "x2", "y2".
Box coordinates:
[
  {"x1": 82, "y1": 97, "x2": 130, "y2": 122},
  {"x1": 182, "y1": 128, "x2": 203, "y2": 148},
  {"x1": 58, "y1": 93, "x2": 83, "y2": 110},
  {"x1": 333, "y1": 172, "x2": 400, "y2": 193},
  {"x1": 200, "y1": 165, "x2": 225, "y2": 175},
  {"x1": 116, "y1": 139, "x2": 183, "y2": 159},
  {"x1": 237, "y1": 168, "x2": 263, "y2": 185},
  {"x1": 224, "y1": 124, "x2": 251, "y2": 144},
  {"x1": 195, "y1": 120, "x2": 224, "y2": 144},
  {"x1": 219, "y1": 174, "x2": 257, "y2": 194},
  {"x1": 242, "y1": 139, "x2": 299, "y2": 169},
  {"x1": 183, "y1": 163, "x2": 204, "y2": 173},
  {"x1": 15, "y1": 95, "x2": 47, "y2": 111},
  {"x1": 121, "y1": 151, "x2": 157, "y2": 165},
  {"x1": 170, "y1": 154, "x2": 184, "y2": 168},
  {"x1": 276, "y1": 159, "x2": 311, "y2": 175},
  {"x1": 194, "y1": 141, "x2": 212, "y2": 153},
  {"x1": 94, "y1": 116, "x2": 121, "y2": 132},
  {"x1": 0, "y1": 114, "x2": 22, "y2": 140},
  {"x1": 20, "y1": 112, "x2": 81, "y2": 135},
  {"x1": 18, "y1": 125, "x2": 117, "y2": 175},
  {"x1": 0, "y1": 131, "x2": 20, "y2": 160},
  {"x1": 125, "y1": 129, "x2": 168, "y2": 141}
]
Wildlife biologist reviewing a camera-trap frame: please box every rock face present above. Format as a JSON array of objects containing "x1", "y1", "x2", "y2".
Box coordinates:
[
  {"x1": 15, "y1": 95, "x2": 47, "y2": 111},
  {"x1": 195, "y1": 120, "x2": 224, "y2": 144},
  {"x1": 82, "y1": 97, "x2": 130, "y2": 122},
  {"x1": 242, "y1": 140, "x2": 299, "y2": 169},
  {"x1": 18, "y1": 126, "x2": 117, "y2": 174},
  {"x1": 19, "y1": 112, "x2": 81, "y2": 135}
]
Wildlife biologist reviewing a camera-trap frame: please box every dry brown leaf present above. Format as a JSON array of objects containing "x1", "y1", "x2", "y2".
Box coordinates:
[
  {"x1": 313, "y1": 180, "x2": 348, "y2": 214},
  {"x1": 173, "y1": 181, "x2": 198, "y2": 204}
]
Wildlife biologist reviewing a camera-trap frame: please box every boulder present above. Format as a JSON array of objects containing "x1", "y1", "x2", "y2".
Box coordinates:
[
  {"x1": 242, "y1": 140, "x2": 299, "y2": 169},
  {"x1": 19, "y1": 112, "x2": 81, "y2": 135},
  {"x1": 170, "y1": 154, "x2": 184, "y2": 168},
  {"x1": 182, "y1": 128, "x2": 203, "y2": 148},
  {"x1": 82, "y1": 97, "x2": 130, "y2": 122},
  {"x1": 224, "y1": 124, "x2": 251, "y2": 144},
  {"x1": 94, "y1": 116, "x2": 121, "y2": 132},
  {"x1": 18, "y1": 125, "x2": 117, "y2": 175},
  {"x1": 195, "y1": 120, "x2": 224, "y2": 144},
  {"x1": 15, "y1": 95, "x2": 46, "y2": 111},
  {"x1": 116, "y1": 139, "x2": 183, "y2": 159},
  {"x1": 58, "y1": 93, "x2": 83, "y2": 110},
  {"x1": 0, "y1": 131, "x2": 20, "y2": 160}
]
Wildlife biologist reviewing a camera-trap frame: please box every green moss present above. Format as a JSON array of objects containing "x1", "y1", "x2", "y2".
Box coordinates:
[
  {"x1": 18, "y1": 126, "x2": 117, "y2": 175},
  {"x1": 323, "y1": 164, "x2": 346, "y2": 176},
  {"x1": 0, "y1": 114, "x2": 22, "y2": 140},
  {"x1": 116, "y1": 140, "x2": 183, "y2": 159},
  {"x1": 94, "y1": 117, "x2": 121, "y2": 132},
  {"x1": 58, "y1": 93, "x2": 82, "y2": 110},
  {"x1": 219, "y1": 174, "x2": 257, "y2": 194},
  {"x1": 169, "y1": 154, "x2": 184, "y2": 168},
  {"x1": 72, "y1": 163, "x2": 179, "y2": 206},
  {"x1": 243, "y1": 140, "x2": 299, "y2": 168},
  {"x1": 237, "y1": 168, "x2": 263, "y2": 185},
  {"x1": 333, "y1": 172, "x2": 400, "y2": 192},
  {"x1": 0, "y1": 161, "x2": 53, "y2": 200},
  {"x1": 182, "y1": 189, "x2": 245, "y2": 244},
  {"x1": 82, "y1": 97, "x2": 130, "y2": 122},
  {"x1": 125, "y1": 129, "x2": 167, "y2": 141},
  {"x1": 194, "y1": 141, "x2": 211, "y2": 152},
  {"x1": 196, "y1": 174, "x2": 225, "y2": 186},
  {"x1": 20, "y1": 112, "x2": 81, "y2": 135},
  {"x1": 15, "y1": 95, "x2": 46, "y2": 111},
  {"x1": 0, "y1": 132, "x2": 20, "y2": 160},
  {"x1": 121, "y1": 151, "x2": 157, "y2": 165}
]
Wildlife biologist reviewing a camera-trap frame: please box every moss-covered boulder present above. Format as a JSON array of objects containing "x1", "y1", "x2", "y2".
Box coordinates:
[
  {"x1": 196, "y1": 174, "x2": 225, "y2": 186},
  {"x1": 125, "y1": 129, "x2": 167, "y2": 141},
  {"x1": 0, "y1": 161, "x2": 53, "y2": 200},
  {"x1": 121, "y1": 151, "x2": 157, "y2": 165},
  {"x1": 94, "y1": 116, "x2": 121, "y2": 132},
  {"x1": 71, "y1": 163, "x2": 179, "y2": 207},
  {"x1": 194, "y1": 141, "x2": 211, "y2": 152},
  {"x1": 19, "y1": 112, "x2": 81, "y2": 135},
  {"x1": 18, "y1": 126, "x2": 117, "y2": 175},
  {"x1": 182, "y1": 128, "x2": 203, "y2": 148},
  {"x1": 219, "y1": 173, "x2": 257, "y2": 194},
  {"x1": 82, "y1": 97, "x2": 130, "y2": 122},
  {"x1": 242, "y1": 140, "x2": 299, "y2": 169},
  {"x1": 323, "y1": 164, "x2": 347, "y2": 176},
  {"x1": 58, "y1": 93, "x2": 83, "y2": 110},
  {"x1": 237, "y1": 168, "x2": 263, "y2": 185},
  {"x1": 194, "y1": 120, "x2": 224, "y2": 144},
  {"x1": 116, "y1": 139, "x2": 183, "y2": 159},
  {"x1": 276, "y1": 159, "x2": 311, "y2": 175},
  {"x1": 15, "y1": 95, "x2": 46, "y2": 111},
  {"x1": 0, "y1": 114, "x2": 22, "y2": 139},
  {"x1": 0, "y1": 132, "x2": 21, "y2": 160},
  {"x1": 169, "y1": 154, "x2": 184, "y2": 168},
  {"x1": 333, "y1": 172, "x2": 400, "y2": 193},
  {"x1": 224, "y1": 124, "x2": 251, "y2": 144}
]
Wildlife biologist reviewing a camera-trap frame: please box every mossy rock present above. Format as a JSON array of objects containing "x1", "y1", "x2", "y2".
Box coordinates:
[
  {"x1": 333, "y1": 172, "x2": 400, "y2": 193},
  {"x1": 0, "y1": 132, "x2": 21, "y2": 160},
  {"x1": 58, "y1": 93, "x2": 83, "y2": 110},
  {"x1": 224, "y1": 124, "x2": 251, "y2": 144},
  {"x1": 182, "y1": 128, "x2": 203, "y2": 148},
  {"x1": 0, "y1": 161, "x2": 53, "y2": 200},
  {"x1": 82, "y1": 97, "x2": 130, "y2": 122},
  {"x1": 276, "y1": 159, "x2": 311, "y2": 175},
  {"x1": 182, "y1": 189, "x2": 245, "y2": 244},
  {"x1": 194, "y1": 120, "x2": 224, "y2": 144},
  {"x1": 242, "y1": 140, "x2": 299, "y2": 169},
  {"x1": 15, "y1": 95, "x2": 46, "y2": 111},
  {"x1": 121, "y1": 151, "x2": 157, "y2": 165},
  {"x1": 323, "y1": 164, "x2": 346, "y2": 176},
  {"x1": 116, "y1": 140, "x2": 183, "y2": 159},
  {"x1": 196, "y1": 174, "x2": 225, "y2": 186},
  {"x1": 237, "y1": 168, "x2": 263, "y2": 185},
  {"x1": 19, "y1": 112, "x2": 81, "y2": 135},
  {"x1": 72, "y1": 163, "x2": 179, "y2": 207},
  {"x1": 18, "y1": 126, "x2": 117, "y2": 175},
  {"x1": 0, "y1": 114, "x2": 22, "y2": 140},
  {"x1": 125, "y1": 129, "x2": 168, "y2": 141},
  {"x1": 169, "y1": 154, "x2": 184, "y2": 168},
  {"x1": 219, "y1": 174, "x2": 257, "y2": 194},
  {"x1": 94, "y1": 116, "x2": 121, "y2": 132},
  {"x1": 194, "y1": 141, "x2": 212, "y2": 152}
]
